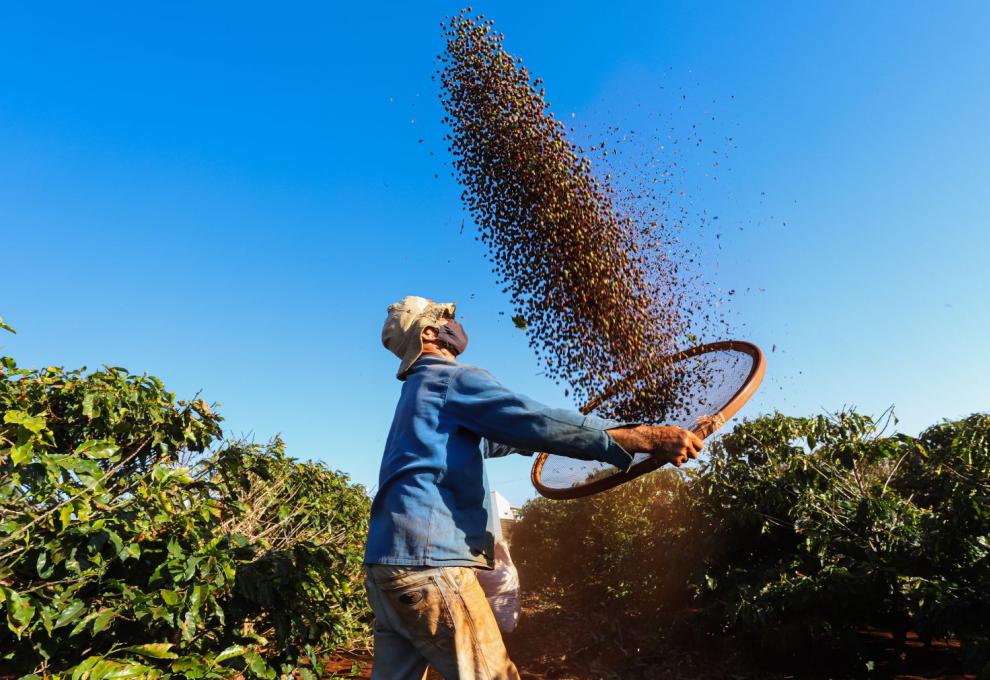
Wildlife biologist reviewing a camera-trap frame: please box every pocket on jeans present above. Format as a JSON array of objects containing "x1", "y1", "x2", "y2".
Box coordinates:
[{"x1": 381, "y1": 575, "x2": 454, "y2": 638}]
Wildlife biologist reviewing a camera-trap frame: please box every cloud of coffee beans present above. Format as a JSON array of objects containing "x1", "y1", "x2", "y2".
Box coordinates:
[{"x1": 439, "y1": 10, "x2": 714, "y2": 423}]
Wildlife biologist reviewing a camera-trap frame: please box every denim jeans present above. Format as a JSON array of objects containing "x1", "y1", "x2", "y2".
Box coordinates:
[{"x1": 365, "y1": 565, "x2": 521, "y2": 680}]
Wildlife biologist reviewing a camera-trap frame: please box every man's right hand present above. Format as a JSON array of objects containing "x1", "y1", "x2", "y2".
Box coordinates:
[{"x1": 606, "y1": 424, "x2": 703, "y2": 467}]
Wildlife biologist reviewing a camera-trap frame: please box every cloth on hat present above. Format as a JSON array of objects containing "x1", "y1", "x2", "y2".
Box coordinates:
[{"x1": 382, "y1": 295, "x2": 457, "y2": 380}]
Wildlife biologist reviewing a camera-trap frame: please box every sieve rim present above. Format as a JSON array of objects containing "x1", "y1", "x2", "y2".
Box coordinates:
[{"x1": 530, "y1": 340, "x2": 766, "y2": 500}]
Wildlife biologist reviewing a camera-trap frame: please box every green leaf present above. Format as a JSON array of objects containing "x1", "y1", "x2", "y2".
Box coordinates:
[
  {"x1": 10, "y1": 441, "x2": 33, "y2": 465},
  {"x1": 121, "y1": 643, "x2": 178, "y2": 660},
  {"x1": 70, "y1": 656, "x2": 101, "y2": 680},
  {"x1": 159, "y1": 589, "x2": 179, "y2": 606},
  {"x1": 188, "y1": 584, "x2": 207, "y2": 612},
  {"x1": 7, "y1": 591, "x2": 36, "y2": 634},
  {"x1": 76, "y1": 439, "x2": 119, "y2": 460},
  {"x1": 70, "y1": 610, "x2": 97, "y2": 637},
  {"x1": 36, "y1": 551, "x2": 52, "y2": 578},
  {"x1": 54, "y1": 600, "x2": 86, "y2": 629},
  {"x1": 183, "y1": 556, "x2": 201, "y2": 581},
  {"x1": 60, "y1": 503, "x2": 74, "y2": 528},
  {"x1": 82, "y1": 393, "x2": 97, "y2": 418},
  {"x1": 171, "y1": 656, "x2": 211, "y2": 673},
  {"x1": 181, "y1": 610, "x2": 198, "y2": 640},
  {"x1": 3, "y1": 410, "x2": 46, "y2": 434},
  {"x1": 93, "y1": 608, "x2": 116, "y2": 634},
  {"x1": 90, "y1": 659, "x2": 124, "y2": 680},
  {"x1": 244, "y1": 650, "x2": 276, "y2": 679},
  {"x1": 102, "y1": 666, "x2": 155, "y2": 679},
  {"x1": 211, "y1": 644, "x2": 247, "y2": 665},
  {"x1": 0, "y1": 315, "x2": 15, "y2": 334}
]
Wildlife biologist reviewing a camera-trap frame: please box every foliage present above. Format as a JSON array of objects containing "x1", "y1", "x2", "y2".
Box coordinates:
[
  {"x1": 512, "y1": 469, "x2": 700, "y2": 619},
  {"x1": 218, "y1": 440, "x2": 371, "y2": 658},
  {"x1": 512, "y1": 410, "x2": 990, "y2": 672},
  {"x1": 697, "y1": 411, "x2": 990, "y2": 665},
  {"x1": 0, "y1": 356, "x2": 371, "y2": 679}
]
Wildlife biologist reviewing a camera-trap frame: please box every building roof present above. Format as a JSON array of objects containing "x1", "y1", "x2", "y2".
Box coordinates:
[{"x1": 491, "y1": 490, "x2": 517, "y2": 521}]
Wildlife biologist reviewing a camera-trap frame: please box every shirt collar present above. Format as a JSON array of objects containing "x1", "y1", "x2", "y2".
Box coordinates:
[{"x1": 410, "y1": 354, "x2": 458, "y2": 371}]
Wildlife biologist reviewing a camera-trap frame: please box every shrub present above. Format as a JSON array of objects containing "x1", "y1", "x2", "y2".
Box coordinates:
[
  {"x1": 697, "y1": 411, "x2": 990, "y2": 665},
  {"x1": 512, "y1": 468, "x2": 701, "y2": 620},
  {"x1": 0, "y1": 356, "x2": 371, "y2": 679},
  {"x1": 511, "y1": 410, "x2": 990, "y2": 671}
]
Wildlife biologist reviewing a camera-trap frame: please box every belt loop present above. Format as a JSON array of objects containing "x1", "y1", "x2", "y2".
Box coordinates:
[
  {"x1": 441, "y1": 566, "x2": 458, "y2": 591},
  {"x1": 438, "y1": 567, "x2": 451, "y2": 591}
]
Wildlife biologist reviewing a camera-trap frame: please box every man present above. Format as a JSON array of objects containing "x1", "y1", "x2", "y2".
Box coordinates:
[{"x1": 365, "y1": 295, "x2": 703, "y2": 680}]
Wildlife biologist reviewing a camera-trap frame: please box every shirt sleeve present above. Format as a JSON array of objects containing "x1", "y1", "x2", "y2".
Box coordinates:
[
  {"x1": 482, "y1": 438, "x2": 532, "y2": 459},
  {"x1": 447, "y1": 366, "x2": 634, "y2": 471}
]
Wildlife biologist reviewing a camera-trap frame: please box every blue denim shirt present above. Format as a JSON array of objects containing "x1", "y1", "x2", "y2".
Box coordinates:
[{"x1": 364, "y1": 355, "x2": 633, "y2": 569}]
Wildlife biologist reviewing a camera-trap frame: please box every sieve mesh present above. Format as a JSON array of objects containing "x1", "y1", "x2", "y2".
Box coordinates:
[{"x1": 535, "y1": 343, "x2": 759, "y2": 493}]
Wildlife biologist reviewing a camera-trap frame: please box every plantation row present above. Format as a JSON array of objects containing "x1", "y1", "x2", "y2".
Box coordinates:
[
  {"x1": 511, "y1": 410, "x2": 990, "y2": 675},
  {"x1": 0, "y1": 357, "x2": 371, "y2": 679}
]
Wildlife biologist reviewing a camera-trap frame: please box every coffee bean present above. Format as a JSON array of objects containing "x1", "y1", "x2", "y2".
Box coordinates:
[{"x1": 438, "y1": 11, "x2": 727, "y2": 423}]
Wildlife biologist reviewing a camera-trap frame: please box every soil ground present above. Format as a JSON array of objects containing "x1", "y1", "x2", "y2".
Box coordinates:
[{"x1": 324, "y1": 589, "x2": 977, "y2": 679}]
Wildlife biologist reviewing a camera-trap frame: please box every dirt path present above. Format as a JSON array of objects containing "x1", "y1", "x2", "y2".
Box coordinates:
[
  {"x1": 500, "y1": 589, "x2": 975, "y2": 680},
  {"x1": 323, "y1": 589, "x2": 976, "y2": 679}
]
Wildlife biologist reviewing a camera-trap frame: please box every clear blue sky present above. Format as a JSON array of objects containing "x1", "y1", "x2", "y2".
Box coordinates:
[{"x1": 3, "y1": 2, "x2": 988, "y2": 505}]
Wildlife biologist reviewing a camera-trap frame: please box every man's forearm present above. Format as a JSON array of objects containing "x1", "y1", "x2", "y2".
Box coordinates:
[
  {"x1": 605, "y1": 424, "x2": 649, "y2": 453},
  {"x1": 606, "y1": 424, "x2": 704, "y2": 467}
]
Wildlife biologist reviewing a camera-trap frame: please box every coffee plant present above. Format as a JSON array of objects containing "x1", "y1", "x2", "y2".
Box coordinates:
[
  {"x1": 512, "y1": 410, "x2": 990, "y2": 673},
  {"x1": 0, "y1": 345, "x2": 371, "y2": 679}
]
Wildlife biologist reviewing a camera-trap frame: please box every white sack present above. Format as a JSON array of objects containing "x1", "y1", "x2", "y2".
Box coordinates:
[{"x1": 477, "y1": 539, "x2": 520, "y2": 633}]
